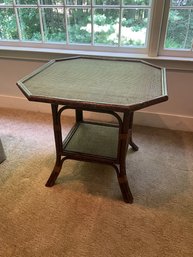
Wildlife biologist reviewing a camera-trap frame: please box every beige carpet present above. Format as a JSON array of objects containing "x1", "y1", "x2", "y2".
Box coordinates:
[{"x1": 0, "y1": 108, "x2": 193, "y2": 257}]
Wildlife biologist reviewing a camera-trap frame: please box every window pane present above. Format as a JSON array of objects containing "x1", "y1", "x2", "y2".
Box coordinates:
[
  {"x1": 18, "y1": 8, "x2": 41, "y2": 41},
  {"x1": 121, "y1": 8, "x2": 148, "y2": 46},
  {"x1": 40, "y1": 0, "x2": 64, "y2": 5},
  {"x1": 171, "y1": 0, "x2": 193, "y2": 7},
  {"x1": 42, "y1": 7, "x2": 66, "y2": 42},
  {"x1": 16, "y1": 0, "x2": 37, "y2": 4},
  {"x1": 123, "y1": 0, "x2": 150, "y2": 5},
  {"x1": 94, "y1": 0, "x2": 119, "y2": 5},
  {"x1": 67, "y1": 0, "x2": 91, "y2": 5},
  {"x1": 164, "y1": 9, "x2": 193, "y2": 49},
  {"x1": 68, "y1": 8, "x2": 91, "y2": 44},
  {"x1": 0, "y1": 0, "x2": 13, "y2": 4},
  {"x1": 0, "y1": 8, "x2": 18, "y2": 39},
  {"x1": 94, "y1": 9, "x2": 119, "y2": 45}
]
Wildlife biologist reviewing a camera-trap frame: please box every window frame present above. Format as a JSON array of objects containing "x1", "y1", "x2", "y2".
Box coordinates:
[
  {"x1": 0, "y1": 0, "x2": 154, "y2": 55},
  {"x1": 159, "y1": 0, "x2": 193, "y2": 58},
  {"x1": 0, "y1": 0, "x2": 193, "y2": 60}
]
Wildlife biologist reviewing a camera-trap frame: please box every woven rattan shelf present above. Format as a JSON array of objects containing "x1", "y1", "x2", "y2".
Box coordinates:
[{"x1": 63, "y1": 122, "x2": 119, "y2": 160}]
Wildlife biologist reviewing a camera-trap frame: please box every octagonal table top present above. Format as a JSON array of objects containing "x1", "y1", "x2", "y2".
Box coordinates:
[{"x1": 17, "y1": 56, "x2": 168, "y2": 112}]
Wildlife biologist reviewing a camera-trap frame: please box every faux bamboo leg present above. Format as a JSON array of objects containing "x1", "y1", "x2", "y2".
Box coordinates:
[
  {"x1": 118, "y1": 111, "x2": 134, "y2": 203},
  {"x1": 75, "y1": 109, "x2": 83, "y2": 123},
  {"x1": 46, "y1": 104, "x2": 64, "y2": 187},
  {"x1": 118, "y1": 169, "x2": 133, "y2": 203},
  {"x1": 0, "y1": 139, "x2": 6, "y2": 164},
  {"x1": 46, "y1": 157, "x2": 63, "y2": 187},
  {"x1": 128, "y1": 112, "x2": 139, "y2": 151}
]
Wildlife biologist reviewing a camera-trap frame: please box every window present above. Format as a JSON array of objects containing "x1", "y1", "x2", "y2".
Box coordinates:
[
  {"x1": 0, "y1": 0, "x2": 152, "y2": 53},
  {"x1": 0, "y1": 0, "x2": 193, "y2": 58},
  {"x1": 159, "y1": 0, "x2": 193, "y2": 57},
  {"x1": 165, "y1": 0, "x2": 193, "y2": 50}
]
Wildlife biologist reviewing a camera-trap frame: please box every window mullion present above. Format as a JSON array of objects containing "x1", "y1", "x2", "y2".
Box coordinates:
[
  {"x1": 148, "y1": 0, "x2": 166, "y2": 57},
  {"x1": 13, "y1": 0, "x2": 22, "y2": 41},
  {"x1": 158, "y1": 0, "x2": 170, "y2": 56},
  {"x1": 63, "y1": 0, "x2": 69, "y2": 45},
  {"x1": 37, "y1": 0, "x2": 44, "y2": 42},
  {"x1": 118, "y1": 0, "x2": 123, "y2": 47},
  {"x1": 91, "y1": 0, "x2": 94, "y2": 46}
]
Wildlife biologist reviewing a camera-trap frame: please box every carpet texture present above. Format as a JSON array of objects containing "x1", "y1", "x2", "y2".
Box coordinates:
[{"x1": 0, "y1": 108, "x2": 193, "y2": 257}]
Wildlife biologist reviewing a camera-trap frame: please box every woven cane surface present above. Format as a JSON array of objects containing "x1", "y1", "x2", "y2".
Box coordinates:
[
  {"x1": 23, "y1": 58, "x2": 163, "y2": 107},
  {"x1": 64, "y1": 123, "x2": 119, "y2": 158}
]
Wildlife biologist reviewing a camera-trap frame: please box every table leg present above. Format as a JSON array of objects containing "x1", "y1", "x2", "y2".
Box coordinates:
[
  {"x1": 118, "y1": 112, "x2": 134, "y2": 203},
  {"x1": 118, "y1": 172, "x2": 133, "y2": 204},
  {"x1": 46, "y1": 104, "x2": 64, "y2": 187},
  {"x1": 128, "y1": 112, "x2": 139, "y2": 151},
  {"x1": 76, "y1": 109, "x2": 83, "y2": 122},
  {"x1": 0, "y1": 139, "x2": 6, "y2": 164},
  {"x1": 46, "y1": 157, "x2": 63, "y2": 187}
]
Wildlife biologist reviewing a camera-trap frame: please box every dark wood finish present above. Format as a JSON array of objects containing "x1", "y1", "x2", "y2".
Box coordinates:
[
  {"x1": 17, "y1": 57, "x2": 168, "y2": 203},
  {"x1": 75, "y1": 110, "x2": 83, "y2": 122},
  {"x1": 45, "y1": 105, "x2": 136, "y2": 203},
  {"x1": 0, "y1": 139, "x2": 6, "y2": 164},
  {"x1": 128, "y1": 112, "x2": 139, "y2": 151}
]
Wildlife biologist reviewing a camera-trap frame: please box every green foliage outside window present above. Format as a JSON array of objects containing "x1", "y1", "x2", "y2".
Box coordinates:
[
  {"x1": 0, "y1": 0, "x2": 150, "y2": 45},
  {"x1": 0, "y1": 0, "x2": 193, "y2": 50}
]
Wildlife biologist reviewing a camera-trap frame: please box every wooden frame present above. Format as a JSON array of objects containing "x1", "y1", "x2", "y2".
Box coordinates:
[{"x1": 45, "y1": 105, "x2": 137, "y2": 203}]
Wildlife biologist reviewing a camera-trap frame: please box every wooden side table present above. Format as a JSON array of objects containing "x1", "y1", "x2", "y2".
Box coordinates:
[{"x1": 17, "y1": 57, "x2": 168, "y2": 203}]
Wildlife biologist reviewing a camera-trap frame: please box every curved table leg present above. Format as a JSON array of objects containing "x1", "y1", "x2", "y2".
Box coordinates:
[
  {"x1": 118, "y1": 166, "x2": 133, "y2": 203},
  {"x1": 46, "y1": 156, "x2": 63, "y2": 187},
  {"x1": 128, "y1": 112, "x2": 139, "y2": 151},
  {"x1": 112, "y1": 163, "x2": 133, "y2": 203},
  {"x1": 129, "y1": 140, "x2": 139, "y2": 151},
  {"x1": 0, "y1": 139, "x2": 6, "y2": 164},
  {"x1": 116, "y1": 111, "x2": 135, "y2": 203},
  {"x1": 46, "y1": 104, "x2": 64, "y2": 187}
]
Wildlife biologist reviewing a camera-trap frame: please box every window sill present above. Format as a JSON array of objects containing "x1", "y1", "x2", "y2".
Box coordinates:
[{"x1": 1, "y1": 45, "x2": 193, "y2": 71}]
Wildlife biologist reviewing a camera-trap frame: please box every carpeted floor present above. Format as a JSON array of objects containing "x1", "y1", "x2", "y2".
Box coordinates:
[{"x1": 0, "y1": 107, "x2": 193, "y2": 257}]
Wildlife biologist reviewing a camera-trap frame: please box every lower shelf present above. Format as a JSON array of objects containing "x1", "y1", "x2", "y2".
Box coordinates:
[{"x1": 63, "y1": 122, "x2": 119, "y2": 160}]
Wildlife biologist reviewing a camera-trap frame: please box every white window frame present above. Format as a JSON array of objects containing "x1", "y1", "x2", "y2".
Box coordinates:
[
  {"x1": 0, "y1": 0, "x2": 153, "y2": 55},
  {"x1": 159, "y1": 0, "x2": 193, "y2": 58},
  {"x1": 0, "y1": 0, "x2": 193, "y2": 60}
]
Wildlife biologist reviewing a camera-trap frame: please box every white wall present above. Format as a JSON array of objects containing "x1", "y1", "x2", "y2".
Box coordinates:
[{"x1": 0, "y1": 58, "x2": 193, "y2": 132}]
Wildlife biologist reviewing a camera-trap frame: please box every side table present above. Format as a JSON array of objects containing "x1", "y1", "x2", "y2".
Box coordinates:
[{"x1": 17, "y1": 56, "x2": 168, "y2": 203}]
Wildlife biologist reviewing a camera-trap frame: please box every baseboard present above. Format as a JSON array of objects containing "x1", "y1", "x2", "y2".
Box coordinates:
[
  {"x1": 0, "y1": 94, "x2": 192, "y2": 132},
  {"x1": 134, "y1": 111, "x2": 193, "y2": 132},
  {"x1": 0, "y1": 95, "x2": 51, "y2": 113}
]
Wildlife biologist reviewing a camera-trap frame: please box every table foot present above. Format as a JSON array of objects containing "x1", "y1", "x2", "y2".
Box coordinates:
[
  {"x1": 45, "y1": 158, "x2": 64, "y2": 187},
  {"x1": 129, "y1": 139, "x2": 139, "y2": 151},
  {"x1": 0, "y1": 139, "x2": 6, "y2": 164},
  {"x1": 118, "y1": 175, "x2": 133, "y2": 204}
]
